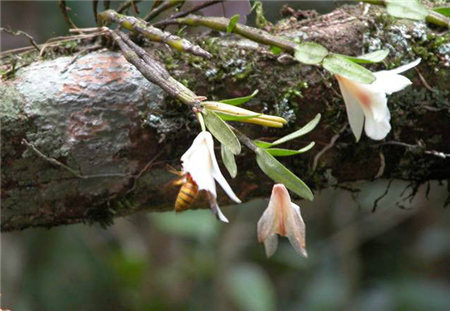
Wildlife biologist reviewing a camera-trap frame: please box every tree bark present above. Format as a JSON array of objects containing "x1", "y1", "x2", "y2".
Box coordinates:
[{"x1": 2, "y1": 4, "x2": 449, "y2": 231}]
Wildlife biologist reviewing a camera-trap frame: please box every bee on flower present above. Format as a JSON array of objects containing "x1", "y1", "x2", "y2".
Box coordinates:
[
  {"x1": 257, "y1": 184, "x2": 307, "y2": 258},
  {"x1": 177, "y1": 131, "x2": 241, "y2": 223},
  {"x1": 336, "y1": 58, "x2": 421, "y2": 141}
]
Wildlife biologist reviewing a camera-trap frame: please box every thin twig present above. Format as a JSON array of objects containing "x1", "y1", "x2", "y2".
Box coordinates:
[
  {"x1": 154, "y1": 0, "x2": 223, "y2": 28},
  {"x1": 58, "y1": 0, "x2": 78, "y2": 29},
  {"x1": 117, "y1": 0, "x2": 142, "y2": 14},
  {"x1": 312, "y1": 123, "x2": 348, "y2": 171},
  {"x1": 381, "y1": 141, "x2": 450, "y2": 159},
  {"x1": 108, "y1": 29, "x2": 197, "y2": 105},
  {"x1": 0, "y1": 27, "x2": 41, "y2": 53},
  {"x1": 374, "y1": 150, "x2": 385, "y2": 179},
  {"x1": 93, "y1": 0, "x2": 99, "y2": 24},
  {"x1": 230, "y1": 126, "x2": 258, "y2": 152},
  {"x1": 60, "y1": 43, "x2": 102, "y2": 73},
  {"x1": 414, "y1": 67, "x2": 436, "y2": 93},
  {"x1": 144, "y1": 0, "x2": 185, "y2": 22},
  {"x1": 22, "y1": 139, "x2": 163, "y2": 181},
  {"x1": 126, "y1": 149, "x2": 165, "y2": 194}
]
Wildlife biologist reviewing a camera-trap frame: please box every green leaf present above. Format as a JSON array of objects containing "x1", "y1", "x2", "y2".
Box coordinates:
[
  {"x1": 203, "y1": 110, "x2": 241, "y2": 155},
  {"x1": 227, "y1": 14, "x2": 240, "y2": 33},
  {"x1": 220, "y1": 89, "x2": 259, "y2": 106},
  {"x1": 294, "y1": 42, "x2": 329, "y2": 65},
  {"x1": 386, "y1": 0, "x2": 428, "y2": 21},
  {"x1": 433, "y1": 7, "x2": 450, "y2": 18},
  {"x1": 221, "y1": 144, "x2": 237, "y2": 178},
  {"x1": 226, "y1": 264, "x2": 276, "y2": 311},
  {"x1": 322, "y1": 54, "x2": 376, "y2": 84},
  {"x1": 266, "y1": 142, "x2": 315, "y2": 157},
  {"x1": 271, "y1": 113, "x2": 321, "y2": 146},
  {"x1": 216, "y1": 112, "x2": 261, "y2": 122},
  {"x1": 253, "y1": 140, "x2": 273, "y2": 148},
  {"x1": 270, "y1": 46, "x2": 282, "y2": 55},
  {"x1": 256, "y1": 148, "x2": 314, "y2": 200},
  {"x1": 340, "y1": 49, "x2": 389, "y2": 64}
]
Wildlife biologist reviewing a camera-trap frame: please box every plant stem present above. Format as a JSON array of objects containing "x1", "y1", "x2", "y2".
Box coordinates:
[
  {"x1": 110, "y1": 30, "x2": 198, "y2": 105},
  {"x1": 197, "y1": 112, "x2": 206, "y2": 132},
  {"x1": 172, "y1": 15, "x2": 297, "y2": 52},
  {"x1": 144, "y1": 0, "x2": 185, "y2": 22},
  {"x1": 98, "y1": 10, "x2": 212, "y2": 58},
  {"x1": 230, "y1": 126, "x2": 258, "y2": 153},
  {"x1": 153, "y1": 0, "x2": 223, "y2": 28}
]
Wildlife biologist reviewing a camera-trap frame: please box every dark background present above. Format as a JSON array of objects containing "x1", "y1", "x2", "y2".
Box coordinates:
[{"x1": 1, "y1": 1, "x2": 450, "y2": 311}]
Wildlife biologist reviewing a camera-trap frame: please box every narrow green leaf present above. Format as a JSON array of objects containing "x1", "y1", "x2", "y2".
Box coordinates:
[
  {"x1": 204, "y1": 110, "x2": 241, "y2": 155},
  {"x1": 221, "y1": 144, "x2": 237, "y2": 178},
  {"x1": 271, "y1": 113, "x2": 321, "y2": 146},
  {"x1": 216, "y1": 112, "x2": 262, "y2": 121},
  {"x1": 322, "y1": 54, "x2": 376, "y2": 84},
  {"x1": 220, "y1": 90, "x2": 259, "y2": 106},
  {"x1": 386, "y1": 0, "x2": 428, "y2": 21},
  {"x1": 270, "y1": 46, "x2": 282, "y2": 55},
  {"x1": 256, "y1": 148, "x2": 314, "y2": 200},
  {"x1": 253, "y1": 140, "x2": 273, "y2": 148},
  {"x1": 227, "y1": 14, "x2": 240, "y2": 33},
  {"x1": 294, "y1": 42, "x2": 329, "y2": 65},
  {"x1": 340, "y1": 49, "x2": 389, "y2": 64},
  {"x1": 433, "y1": 7, "x2": 450, "y2": 18},
  {"x1": 266, "y1": 142, "x2": 315, "y2": 157}
]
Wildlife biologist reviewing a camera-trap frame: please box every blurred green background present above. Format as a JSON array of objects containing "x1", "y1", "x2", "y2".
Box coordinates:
[{"x1": 2, "y1": 1, "x2": 450, "y2": 311}]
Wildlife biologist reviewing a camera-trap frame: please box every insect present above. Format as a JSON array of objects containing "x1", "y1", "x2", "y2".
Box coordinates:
[{"x1": 168, "y1": 166, "x2": 199, "y2": 212}]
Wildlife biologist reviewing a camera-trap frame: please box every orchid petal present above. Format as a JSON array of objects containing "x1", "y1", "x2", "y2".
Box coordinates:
[
  {"x1": 263, "y1": 234, "x2": 279, "y2": 258},
  {"x1": 364, "y1": 109, "x2": 391, "y2": 140},
  {"x1": 286, "y1": 203, "x2": 308, "y2": 258},
  {"x1": 181, "y1": 133, "x2": 217, "y2": 197},
  {"x1": 257, "y1": 184, "x2": 307, "y2": 257},
  {"x1": 388, "y1": 58, "x2": 421, "y2": 75},
  {"x1": 372, "y1": 72, "x2": 413, "y2": 95},
  {"x1": 336, "y1": 76, "x2": 365, "y2": 141},
  {"x1": 209, "y1": 197, "x2": 229, "y2": 223},
  {"x1": 203, "y1": 131, "x2": 241, "y2": 203}
]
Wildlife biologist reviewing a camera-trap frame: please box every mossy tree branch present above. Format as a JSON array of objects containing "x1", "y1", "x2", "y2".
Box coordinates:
[{"x1": 1, "y1": 4, "x2": 449, "y2": 232}]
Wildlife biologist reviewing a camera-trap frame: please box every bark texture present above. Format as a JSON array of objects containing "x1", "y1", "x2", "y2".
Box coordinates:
[{"x1": 2, "y1": 5, "x2": 450, "y2": 231}]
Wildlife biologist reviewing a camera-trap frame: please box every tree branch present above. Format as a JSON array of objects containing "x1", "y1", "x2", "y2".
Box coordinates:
[{"x1": 1, "y1": 4, "x2": 449, "y2": 231}]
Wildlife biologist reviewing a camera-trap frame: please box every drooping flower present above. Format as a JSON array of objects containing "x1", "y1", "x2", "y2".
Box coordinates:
[
  {"x1": 336, "y1": 58, "x2": 421, "y2": 141},
  {"x1": 181, "y1": 131, "x2": 241, "y2": 222},
  {"x1": 257, "y1": 184, "x2": 307, "y2": 258}
]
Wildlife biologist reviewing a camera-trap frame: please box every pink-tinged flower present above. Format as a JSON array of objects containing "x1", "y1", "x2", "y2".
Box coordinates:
[
  {"x1": 336, "y1": 58, "x2": 421, "y2": 141},
  {"x1": 181, "y1": 131, "x2": 241, "y2": 223},
  {"x1": 257, "y1": 184, "x2": 307, "y2": 258}
]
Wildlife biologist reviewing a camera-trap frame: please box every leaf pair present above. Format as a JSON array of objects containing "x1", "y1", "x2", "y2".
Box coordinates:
[{"x1": 294, "y1": 42, "x2": 389, "y2": 84}]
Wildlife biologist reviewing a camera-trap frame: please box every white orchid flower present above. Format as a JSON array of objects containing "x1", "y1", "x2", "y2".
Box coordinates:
[
  {"x1": 336, "y1": 58, "x2": 421, "y2": 141},
  {"x1": 257, "y1": 184, "x2": 307, "y2": 258},
  {"x1": 181, "y1": 131, "x2": 241, "y2": 223}
]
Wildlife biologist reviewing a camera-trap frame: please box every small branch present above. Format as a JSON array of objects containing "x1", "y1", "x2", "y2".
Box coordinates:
[
  {"x1": 153, "y1": 0, "x2": 223, "y2": 28},
  {"x1": 144, "y1": 0, "x2": 185, "y2": 22},
  {"x1": 375, "y1": 150, "x2": 386, "y2": 179},
  {"x1": 103, "y1": 0, "x2": 110, "y2": 10},
  {"x1": 60, "y1": 43, "x2": 103, "y2": 73},
  {"x1": 381, "y1": 141, "x2": 450, "y2": 159},
  {"x1": 0, "y1": 27, "x2": 41, "y2": 53},
  {"x1": 98, "y1": 10, "x2": 212, "y2": 59},
  {"x1": 109, "y1": 29, "x2": 198, "y2": 105},
  {"x1": 93, "y1": 0, "x2": 99, "y2": 23},
  {"x1": 170, "y1": 14, "x2": 298, "y2": 52},
  {"x1": 58, "y1": 0, "x2": 78, "y2": 29},
  {"x1": 117, "y1": 0, "x2": 142, "y2": 14},
  {"x1": 415, "y1": 67, "x2": 436, "y2": 93},
  {"x1": 23, "y1": 139, "x2": 162, "y2": 182},
  {"x1": 312, "y1": 124, "x2": 348, "y2": 171}
]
